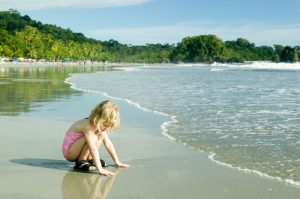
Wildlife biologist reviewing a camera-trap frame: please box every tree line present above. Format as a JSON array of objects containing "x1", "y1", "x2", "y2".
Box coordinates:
[{"x1": 0, "y1": 9, "x2": 299, "y2": 63}]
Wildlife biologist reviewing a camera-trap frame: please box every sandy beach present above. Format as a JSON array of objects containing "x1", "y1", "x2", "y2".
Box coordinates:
[{"x1": 0, "y1": 65, "x2": 300, "y2": 199}]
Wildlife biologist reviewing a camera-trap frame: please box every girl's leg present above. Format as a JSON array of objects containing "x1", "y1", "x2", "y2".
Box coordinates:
[
  {"x1": 78, "y1": 144, "x2": 92, "y2": 160},
  {"x1": 66, "y1": 135, "x2": 103, "y2": 162},
  {"x1": 65, "y1": 137, "x2": 88, "y2": 162}
]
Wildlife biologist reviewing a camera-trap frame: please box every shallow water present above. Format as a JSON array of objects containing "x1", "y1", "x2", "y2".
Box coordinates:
[
  {"x1": 0, "y1": 65, "x2": 112, "y2": 116},
  {"x1": 68, "y1": 64, "x2": 300, "y2": 186}
]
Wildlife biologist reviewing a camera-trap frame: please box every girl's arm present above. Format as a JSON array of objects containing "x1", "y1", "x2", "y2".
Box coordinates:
[
  {"x1": 103, "y1": 132, "x2": 130, "y2": 168},
  {"x1": 84, "y1": 129, "x2": 115, "y2": 176}
]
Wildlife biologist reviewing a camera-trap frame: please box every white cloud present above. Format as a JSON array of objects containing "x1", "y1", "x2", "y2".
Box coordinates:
[
  {"x1": 0, "y1": 0, "x2": 150, "y2": 11},
  {"x1": 84, "y1": 21, "x2": 300, "y2": 46}
]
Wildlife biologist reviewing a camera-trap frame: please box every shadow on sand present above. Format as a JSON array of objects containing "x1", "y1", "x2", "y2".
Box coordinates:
[{"x1": 10, "y1": 158, "x2": 75, "y2": 171}]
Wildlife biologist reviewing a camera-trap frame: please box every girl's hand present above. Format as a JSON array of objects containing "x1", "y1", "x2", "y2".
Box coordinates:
[
  {"x1": 116, "y1": 161, "x2": 130, "y2": 168},
  {"x1": 99, "y1": 168, "x2": 116, "y2": 176}
]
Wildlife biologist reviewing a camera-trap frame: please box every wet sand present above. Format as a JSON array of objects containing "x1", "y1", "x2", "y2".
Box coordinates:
[{"x1": 0, "y1": 71, "x2": 300, "y2": 198}]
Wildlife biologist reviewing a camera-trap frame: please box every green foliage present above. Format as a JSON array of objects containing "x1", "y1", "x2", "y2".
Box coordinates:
[
  {"x1": 224, "y1": 38, "x2": 259, "y2": 61},
  {"x1": 0, "y1": 10, "x2": 298, "y2": 63},
  {"x1": 0, "y1": 25, "x2": 107, "y2": 61},
  {"x1": 280, "y1": 46, "x2": 299, "y2": 62},
  {"x1": 99, "y1": 40, "x2": 173, "y2": 63},
  {"x1": 0, "y1": 10, "x2": 107, "y2": 61},
  {"x1": 104, "y1": 42, "x2": 174, "y2": 63},
  {"x1": 170, "y1": 35, "x2": 225, "y2": 63},
  {"x1": 0, "y1": 10, "x2": 173, "y2": 63}
]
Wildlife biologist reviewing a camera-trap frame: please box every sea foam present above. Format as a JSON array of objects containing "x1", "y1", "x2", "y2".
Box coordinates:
[
  {"x1": 211, "y1": 61, "x2": 300, "y2": 71},
  {"x1": 208, "y1": 153, "x2": 300, "y2": 188}
]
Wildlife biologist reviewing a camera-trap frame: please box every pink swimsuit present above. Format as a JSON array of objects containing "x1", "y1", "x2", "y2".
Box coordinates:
[{"x1": 62, "y1": 132, "x2": 84, "y2": 158}]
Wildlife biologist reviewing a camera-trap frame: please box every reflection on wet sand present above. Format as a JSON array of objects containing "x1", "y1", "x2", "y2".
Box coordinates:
[
  {"x1": 61, "y1": 169, "x2": 120, "y2": 199},
  {"x1": 0, "y1": 65, "x2": 113, "y2": 116}
]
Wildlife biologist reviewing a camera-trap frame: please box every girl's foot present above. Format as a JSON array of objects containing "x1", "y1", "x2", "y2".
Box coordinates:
[
  {"x1": 74, "y1": 160, "x2": 90, "y2": 171},
  {"x1": 88, "y1": 159, "x2": 108, "y2": 167}
]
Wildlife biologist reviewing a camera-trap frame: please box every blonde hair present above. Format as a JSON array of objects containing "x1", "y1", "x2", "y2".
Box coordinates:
[{"x1": 89, "y1": 100, "x2": 120, "y2": 132}]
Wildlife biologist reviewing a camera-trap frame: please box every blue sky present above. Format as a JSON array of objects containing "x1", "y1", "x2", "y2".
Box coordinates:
[{"x1": 1, "y1": 0, "x2": 300, "y2": 46}]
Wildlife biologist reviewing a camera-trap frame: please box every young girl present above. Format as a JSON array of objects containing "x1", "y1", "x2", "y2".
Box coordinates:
[{"x1": 62, "y1": 100, "x2": 129, "y2": 176}]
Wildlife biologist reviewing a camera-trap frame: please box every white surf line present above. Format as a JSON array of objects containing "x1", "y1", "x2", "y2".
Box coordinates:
[{"x1": 208, "y1": 153, "x2": 300, "y2": 188}]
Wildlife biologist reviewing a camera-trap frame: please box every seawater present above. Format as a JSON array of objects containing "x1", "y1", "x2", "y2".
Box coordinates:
[{"x1": 67, "y1": 64, "x2": 300, "y2": 187}]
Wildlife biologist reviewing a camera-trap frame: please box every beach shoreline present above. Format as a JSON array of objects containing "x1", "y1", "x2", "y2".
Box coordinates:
[{"x1": 1, "y1": 64, "x2": 300, "y2": 198}]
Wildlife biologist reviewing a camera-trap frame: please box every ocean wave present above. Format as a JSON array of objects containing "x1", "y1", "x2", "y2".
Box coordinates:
[
  {"x1": 212, "y1": 61, "x2": 300, "y2": 71},
  {"x1": 114, "y1": 67, "x2": 141, "y2": 72},
  {"x1": 210, "y1": 68, "x2": 226, "y2": 72},
  {"x1": 176, "y1": 63, "x2": 210, "y2": 67}
]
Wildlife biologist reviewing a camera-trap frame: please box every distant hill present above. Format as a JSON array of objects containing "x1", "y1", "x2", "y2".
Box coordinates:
[
  {"x1": 0, "y1": 9, "x2": 93, "y2": 43},
  {"x1": 0, "y1": 9, "x2": 298, "y2": 63},
  {"x1": 0, "y1": 9, "x2": 174, "y2": 62}
]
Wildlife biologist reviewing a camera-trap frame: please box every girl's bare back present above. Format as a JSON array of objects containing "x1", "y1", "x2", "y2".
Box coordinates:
[{"x1": 68, "y1": 119, "x2": 93, "y2": 133}]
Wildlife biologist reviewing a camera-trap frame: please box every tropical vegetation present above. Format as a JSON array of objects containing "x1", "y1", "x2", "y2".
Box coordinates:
[{"x1": 0, "y1": 9, "x2": 299, "y2": 63}]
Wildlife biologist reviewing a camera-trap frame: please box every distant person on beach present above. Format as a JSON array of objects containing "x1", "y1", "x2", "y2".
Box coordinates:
[{"x1": 62, "y1": 100, "x2": 129, "y2": 176}]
